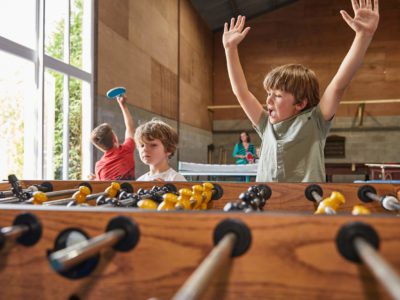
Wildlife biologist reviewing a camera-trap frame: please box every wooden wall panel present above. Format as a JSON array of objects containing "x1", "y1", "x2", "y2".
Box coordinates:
[
  {"x1": 98, "y1": 22, "x2": 152, "y2": 111},
  {"x1": 98, "y1": 0, "x2": 129, "y2": 40},
  {"x1": 151, "y1": 58, "x2": 178, "y2": 119},
  {"x1": 213, "y1": 0, "x2": 400, "y2": 120},
  {"x1": 179, "y1": 0, "x2": 213, "y2": 130},
  {"x1": 98, "y1": 0, "x2": 214, "y2": 130},
  {"x1": 128, "y1": 0, "x2": 178, "y2": 74}
]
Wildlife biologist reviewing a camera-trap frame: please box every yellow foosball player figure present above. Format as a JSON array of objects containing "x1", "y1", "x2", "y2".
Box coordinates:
[
  {"x1": 190, "y1": 185, "x2": 204, "y2": 210},
  {"x1": 158, "y1": 193, "x2": 178, "y2": 211},
  {"x1": 314, "y1": 191, "x2": 345, "y2": 215},
  {"x1": 71, "y1": 185, "x2": 92, "y2": 205},
  {"x1": 176, "y1": 188, "x2": 192, "y2": 210},
  {"x1": 352, "y1": 205, "x2": 371, "y2": 215}
]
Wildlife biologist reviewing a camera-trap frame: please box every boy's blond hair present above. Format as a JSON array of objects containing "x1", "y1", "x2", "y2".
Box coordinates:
[
  {"x1": 91, "y1": 123, "x2": 114, "y2": 151},
  {"x1": 134, "y1": 119, "x2": 178, "y2": 158},
  {"x1": 263, "y1": 64, "x2": 320, "y2": 110}
]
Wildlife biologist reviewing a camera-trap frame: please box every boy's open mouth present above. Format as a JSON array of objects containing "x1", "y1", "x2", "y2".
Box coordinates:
[{"x1": 268, "y1": 109, "x2": 276, "y2": 117}]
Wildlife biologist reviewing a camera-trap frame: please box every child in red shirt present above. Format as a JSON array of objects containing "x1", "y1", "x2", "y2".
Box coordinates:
[{"x1": 91, "y1": 95, "x2": 135, "y2": 180}]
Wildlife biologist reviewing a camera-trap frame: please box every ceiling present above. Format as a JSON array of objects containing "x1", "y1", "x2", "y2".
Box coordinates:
[{"x1": 189, "y1": 0, "x2": 298, "y2": 32}]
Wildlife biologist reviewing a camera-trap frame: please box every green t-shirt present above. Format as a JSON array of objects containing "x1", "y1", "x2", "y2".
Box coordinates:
[{"x1": 254, "y1": 105, "x2": 332, "y2": 182}]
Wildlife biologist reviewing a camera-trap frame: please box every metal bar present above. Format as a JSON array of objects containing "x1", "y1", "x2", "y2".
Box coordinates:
[
  {"x1": 311, "y1": 191, "x2": 323, "y2": 203},
  {"x1": 49, "y1": 228, "x2": 125, "y2": 272},
  {"x1": 0, "y1": 225, "x2": 29, "y2": 240},
  {"x1": 172, "y1": 232, "x2": 237, "y2": 300},
  {"x1": 366, "y1": 192, "x2": 381, "y2": 202},
  {"x1": 0, "y1": 188, "x2": 79, "y2": 204},
  {"x1": 42, "y1": 191, "x2": 105, "y2": 206},
  {"x1": 354, "y1": 237, "x2": 400, "y2": 300}
]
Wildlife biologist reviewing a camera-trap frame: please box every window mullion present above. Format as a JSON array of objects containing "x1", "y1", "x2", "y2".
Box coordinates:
[
  {"x1": 62, "y1": 0, "x2": 71, "y2": 179},
  {"x1": 30, "y1": 0, "x2": 45, "y2": 179}
]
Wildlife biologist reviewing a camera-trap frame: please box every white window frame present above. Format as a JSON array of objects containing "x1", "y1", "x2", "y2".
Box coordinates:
[{"x1": 0, "y1": 0, "x2": 94, "y2": 179}]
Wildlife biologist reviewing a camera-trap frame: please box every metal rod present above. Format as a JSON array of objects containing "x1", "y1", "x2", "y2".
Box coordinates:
[
  {"x1": 0, "y1": 197, "x2": 23, "y2": 204},
  {"x1": 172, "y1": 232, "x2": 237, "y2": 300},
  {"x1": 0, "y1": 225, "x2": 29, "y2": 240},
  {"x1": 311, "y1": 191, "x2": 323, "y2": 203},
  {"x1": 49, "y1": 228, "x2": 126, "y2": 272},
  {"x1": 0, "y1": 190, "x2": 13, "y2": 198},
  {"x1": 39, "y1": 188, "x2": 80, "y2": 198},
  {"x1": 354, "y1": 237, "x2": 400, "y2": 300},
  {"x1": 43, "y1": 192, "x2": 105, "y2": 206},
  {"x1": 366, "y1": 192, "x2": 381, "y2": 202},
  {"x1": 0, "y1": 188, "x2": 79, "y2": 204}
]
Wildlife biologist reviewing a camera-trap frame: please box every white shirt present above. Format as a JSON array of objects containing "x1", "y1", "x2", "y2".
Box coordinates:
[{"x1": 136, "y1": 168, "x2": 187, "y2": 181}]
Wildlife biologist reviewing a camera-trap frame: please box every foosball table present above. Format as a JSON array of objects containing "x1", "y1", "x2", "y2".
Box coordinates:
[{"x1": 1, "y1": 177, "x2": 400, "y2": 300}]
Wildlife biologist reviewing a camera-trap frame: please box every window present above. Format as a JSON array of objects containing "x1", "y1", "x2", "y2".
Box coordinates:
[{"x1": 0, "y1": 0, "x2": 94, "y2": 180}]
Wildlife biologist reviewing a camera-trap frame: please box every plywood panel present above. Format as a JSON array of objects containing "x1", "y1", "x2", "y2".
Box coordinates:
[
  {"x1": 151, "y1": 58, "x2": 178, "y2": 119},
  {"x1": 128, "y1": 0, "x2": 178, "y2": 74},
  {"x1": 97, "y1": 22, "x2": 152, "y2": 111},
  {"x1": 180, "y1": 80, "x2": 213, "y2": 131},
  {"x1": 98, "y1": 0, "x2": 129, "y2": 40},
  {"x1": 179, "y1": 0, "x2": 213, "y2": 130}
]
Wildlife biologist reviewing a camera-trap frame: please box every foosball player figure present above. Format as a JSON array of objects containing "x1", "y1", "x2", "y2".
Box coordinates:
[
  {"x1": 137, "y1": 184, "x2": 177, "y2": 210},
  {"x1": 223, "y1": 184, "x2": 271, "y2": 212},
  {"x1": 223, "y1": 200, "x2": 247, "y2": 212},
  {"x1": 352, "y1": 205, "x2": 371, "y2": 215},
  {"x1": 247, "y1": 184, "x2": 272, "y2": 210},
  {"x1": 190, "y1": 185, "x2": 204, "y2": 210},
  {"x1": 239, "y1": 191, "x2": 262, "y2": 212},
  {"x1": 137, "y1": 198, "x2": 159, "y2": 210},
  {"x1": 200, "y1": 182, "x2": 224, "y2": 210},
  {"x1": 158, "y1": 193, "x2": 178, "y2": 211},
  {"x1": 66, "y1": 185, "x2": 92, "y2": 206},
  {"x1": 176, "y1": 188, "x2": 192, "y2": 210},
  {"x1": 201, "y1": 183, "x2": 214, "y2": 210},
  {"x1": 30, "y1": 191, "x2": 49, "y2": 205},
  {"x1": 314, "y1": 191, "x2": 345, "y2": 215}
]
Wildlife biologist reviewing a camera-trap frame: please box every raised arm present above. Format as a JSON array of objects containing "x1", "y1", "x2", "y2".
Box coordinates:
[
  {"x1": 223, "y1": 16, "x2": 264, "y2": 126},
  {"x1": 320, "y1": 0, "x2": 379, "y2": 120},
  {"x1": 116, "y1": 95, "x2": 135, "y2": 140}
]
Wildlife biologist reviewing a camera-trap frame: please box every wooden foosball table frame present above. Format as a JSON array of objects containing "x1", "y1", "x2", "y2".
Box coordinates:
[{"x1": 1, "y1": 180, "x2": 399, "y2": 300}]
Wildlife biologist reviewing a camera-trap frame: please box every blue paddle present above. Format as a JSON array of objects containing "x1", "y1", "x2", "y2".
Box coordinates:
[{"x1": 106, "y1": 87, "x2": 126, "y2": 100}]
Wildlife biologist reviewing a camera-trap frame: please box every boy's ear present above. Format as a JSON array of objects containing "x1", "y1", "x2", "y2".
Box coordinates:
[{"x1": 295, "y1": 98, "x2": 308, "y2": 111}]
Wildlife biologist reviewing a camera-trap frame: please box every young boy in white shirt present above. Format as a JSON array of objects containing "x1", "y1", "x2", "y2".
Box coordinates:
[{"x1": 135, "y1": 119, "x2": 186, "y2": 182}]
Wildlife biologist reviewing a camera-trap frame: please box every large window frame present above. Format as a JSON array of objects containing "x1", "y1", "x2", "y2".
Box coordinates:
[{"x1": 0, "y1": 0, "x2": 94, "y2": 179}]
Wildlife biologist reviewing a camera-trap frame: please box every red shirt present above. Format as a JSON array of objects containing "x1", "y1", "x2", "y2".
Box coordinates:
[{"x1": 95, "y1": 138, "x2": 135, "y2": 180}]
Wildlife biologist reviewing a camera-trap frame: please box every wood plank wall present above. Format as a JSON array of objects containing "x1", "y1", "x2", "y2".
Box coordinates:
[
  {"x1": 213, "y1": 0, "x2": 400, "y2": 120},
  {"x1": 98, "y1": 0, "x2": 213, "y2": 130}
]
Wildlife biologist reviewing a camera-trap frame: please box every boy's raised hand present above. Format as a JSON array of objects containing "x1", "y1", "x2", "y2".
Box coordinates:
[
  {"x1": 223, "y1": 15, "x2": 251, "y2": 49},
  {"x1": 116, "y1": 95, "x2": 127, "y2": 105},
  {"x1": 340, "y1": 0, "x2": 379, "y2": 37}
]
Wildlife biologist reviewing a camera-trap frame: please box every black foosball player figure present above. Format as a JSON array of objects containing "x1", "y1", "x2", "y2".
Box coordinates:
[{"x1": 224, "y1": 184, "x2": 271, "y2": 212}]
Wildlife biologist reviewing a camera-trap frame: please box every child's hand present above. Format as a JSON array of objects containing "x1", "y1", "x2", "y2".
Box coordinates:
[
  {"x1": 222, "y1": 15, "x2": 251, "y2": 49},
  {"x1": 153, "y1": 178, "x2": 165, "y2": 182},
  {"x1": 87, "y1": 173, "x2": 96, "y2": 180},
  {"x1": 116, "y1": 95, "x2": 127, "y2": 106},
  {"x1": 340, "y1": 0, "x2": 379, "y2": 37}
]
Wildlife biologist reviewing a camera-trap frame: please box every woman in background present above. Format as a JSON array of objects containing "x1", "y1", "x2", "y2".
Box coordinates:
[{"x1": 233, "y1": 131, "x2": 256, "y2": 164}]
